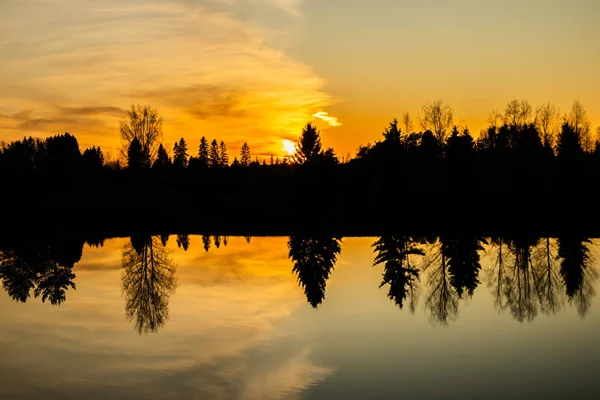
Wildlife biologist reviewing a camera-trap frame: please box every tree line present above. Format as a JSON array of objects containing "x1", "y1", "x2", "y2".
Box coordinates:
[
  {"x1": 1, "y1": 100, "x2": 600, "y2": 233},
  {"x1": 2, "y1": 99, "x2": 597, "y2": 174}
]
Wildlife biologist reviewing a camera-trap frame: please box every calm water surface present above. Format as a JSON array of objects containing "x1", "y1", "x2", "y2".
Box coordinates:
[{"x1": 0, "y1": 236, "x2": 599, "y2": 399}]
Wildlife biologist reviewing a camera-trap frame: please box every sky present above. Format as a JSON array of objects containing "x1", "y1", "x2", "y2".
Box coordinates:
[{"x1": 1, "y1": 0, "x2": 599, "y2": 159}]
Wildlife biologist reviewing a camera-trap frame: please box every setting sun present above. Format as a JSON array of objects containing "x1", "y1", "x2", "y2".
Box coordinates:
[{"x1": 282, "y1": 139, "x2": 296, "y2": 155}]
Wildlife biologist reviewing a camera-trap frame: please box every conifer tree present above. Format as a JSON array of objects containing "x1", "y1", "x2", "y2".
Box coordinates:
[
  {"x1": 219, "y1": 141, "x2": 229, "y2": 166},
  {"x1": 153, "y1": 143, "x2": 171, "y2": 169},
  {"x1": 209, "y1": 139, "x2": 221, "y2": 167},
  {"x1": 198, "y1": 136, "x2": 209, "y2": 167},
  {"x1": 173, "y1": 138, "x2": 189, "y2": 168},
  {"x1": 240, "y1": 142, "x2": 251, "y2": 167}
]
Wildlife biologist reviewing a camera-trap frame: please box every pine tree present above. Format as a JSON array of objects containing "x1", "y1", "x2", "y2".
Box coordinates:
[
  {"x1": 198, "y1": 136, "x2": 209, "y2": 167},
  {"x1": 127, "y1": 137, "x2": 144, "y2": 170},
  {"x1": 209, "y1": 139, "x2": 221, "y2": 167},
  {"x1": 240, "y1": 142, "x2": 251, "y2": 167},
  {"x1": 173, "y1": 138, "x2": 189, "y2": 168},
  {"x1": 219, "y1": 141, "x2": 229, "y2": 166},
  {"x1": 153, "y1": 143, "x2": 171, "y2": 169},
  {"x1": 293, "y1": 122, "x2": 322, "y2": 164}
]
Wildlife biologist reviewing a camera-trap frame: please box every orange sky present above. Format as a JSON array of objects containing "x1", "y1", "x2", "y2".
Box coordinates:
[{"x1": 1, "y1": 0, "x2": 599, "y2": 160}]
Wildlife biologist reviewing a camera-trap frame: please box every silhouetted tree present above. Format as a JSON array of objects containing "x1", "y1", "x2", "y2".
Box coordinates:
[
  {"x1": 43, "y1": 133, "x2": 81, "y2": 174},
  {"x1": 402, "y1": 112, "x2": 414, "y2": 135},
  {"x1": 122, "y1": 236, "x2": 176, "y2": 334},
  {"x1": 173, "y1": 138, "x2": 189, "y2": 169},
  {"x1": 153, "y1": 144, "x2": 172, "y2": 169},
  {"x1": 293, "y1": 122, "x2": 322, "y2": 165},
  {"x1": 127, "y1": 137, "x2": 144, "y2": 170},
  {"x1": 288, "y1": 236, "x2": 341, "y2": 308},
  {"x1": 503, "y1": 99, "x2": 533, "y2": 127},
  {"x1": 120, "y1": 104, "x2": 162, "y2": 167},
  {"x1": 219, "y1": 141, "x2": 229, "y2": 166},
  {"x1": 568, "y1": 100, "x2": 592, "y2": 152},
  {"x1": 420, "y1": 99, "x2": 454, "y2": 142},
  {"x1": 198, "y1": 136, "x2": 209, "y2": 167},
  {"x1": 209, "y1": 139, "x2": 221, "y2": 167},
  {"x1": 240, "y1": 142, "x2": 251, "y2": 167},
  {"x1": 535, "y1": 102, "x2": 560, "y2": 150},
  {"x1": 82, "y1": 146, "x2": 104, "y2": 170},
  {"x1": 556, "y1": 121, "x2": 583, "y2": 160}
]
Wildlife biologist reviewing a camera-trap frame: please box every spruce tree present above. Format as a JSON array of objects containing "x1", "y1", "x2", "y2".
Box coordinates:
[
  {"x1": 209, "y1": 139, "x2": 221, "y2": 167},
  {"x1": 219, "y1": 141, "x2": 229, "y2": 166},
  {"x1": 198, "y1": 136, "x2": 209, "y2": 167},
  {"x1": 173, "y1": 138, "x2": 188, "y2": 168},
  {"x1": 153, "y1": 143, "x2": 171, "y2": 169},
  {"x1": 127, "y1": 137, "x2": 144, "y2": 170},
  {"x1": 240, "y1": 142, "x2": 251, "y2": 167}
]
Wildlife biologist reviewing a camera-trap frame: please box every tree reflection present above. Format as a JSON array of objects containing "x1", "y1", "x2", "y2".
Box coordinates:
[
  {"x1": 122, "y1": 236, "x2": 177, "y2": 334},
  {"x1": 0, "y1": 242, "x2": 80, "y2": 305},
  {"x1": 487, "y1": 237, "x2": 508, "y2": 311},
  {"x1": 423, "y1": 240, "x2": 459, "y2": 325},
  {"x1": 176, "y1": 234, "x2": 190, "y2": 251},
  {"x1": 535, "y1": 238, "x2": 564, "y2": 315},
  {"x1": 288, "y1": 236, "x2": 341, "y2": 308},
  {"x1": 503, "y1": 237, "x2": 540, "y2": 322},
  {"x1": 202, "y1": 235, "x2": 211, "y2": 252},
  {"x1": 557, "y1": 236, "x2": 597, "y2": 317},
  {"x1": 372, "y1": 236, "x2": 423, "y2": 311},
  {"x1": 442, "y1": 237, "x2": 486, "y2": 298}
]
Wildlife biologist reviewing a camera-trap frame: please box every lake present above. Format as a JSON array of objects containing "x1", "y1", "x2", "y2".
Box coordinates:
[{"x1": 0, "y1": 235, "x2": 599, "y2": 399}]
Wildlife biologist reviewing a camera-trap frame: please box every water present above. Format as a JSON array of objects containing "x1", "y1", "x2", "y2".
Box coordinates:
[{"x1": 0, "y1": 235, "x2": 599, "y2": 399}]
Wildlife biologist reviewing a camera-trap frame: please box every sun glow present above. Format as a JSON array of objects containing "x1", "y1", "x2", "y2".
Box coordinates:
[{"x1": 282, "y1": 139, "x2": 296, "y2": 155}]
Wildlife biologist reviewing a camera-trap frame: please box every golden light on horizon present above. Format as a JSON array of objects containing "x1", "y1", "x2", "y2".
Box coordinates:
[{"x1": 282, "y1": 139, "x2": 296, "y2": 155}]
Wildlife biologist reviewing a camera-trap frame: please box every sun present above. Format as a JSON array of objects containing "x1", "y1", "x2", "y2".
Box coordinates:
[{"x1": 282, "y1": 139, "x2": 296, "y2": 155}]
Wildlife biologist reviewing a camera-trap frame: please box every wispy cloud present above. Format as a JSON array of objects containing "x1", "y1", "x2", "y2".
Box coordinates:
[
  {"x1": 313, "y1": 111, "x2": 342, "y2": 127},
  {"x1": 0, "y1": 0, "x2": 331, "y2": 156}
]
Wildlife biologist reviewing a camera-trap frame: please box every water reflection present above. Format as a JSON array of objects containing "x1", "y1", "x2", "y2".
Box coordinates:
[
  {"x1": 558, "y1": 236, "x2": 597, "y2": 316},
  {"x1": 122, "y1": 235, "x2": 177, "y2": 334},
  {"x1": 288, "y1": 236, "x2": 342, "y2": 308},
  {"x1": 372, "y1": 236, "x2": 423, "y2": 312},
  {"x1": 423, "y1": 240, "x2": 459, "y2": 325},
  {"x1": 0, "y1": 239, "x2": 82, "y2": 305},
  {"x1": 0, "y1": 235, "x2": 597, "y2": 329}
]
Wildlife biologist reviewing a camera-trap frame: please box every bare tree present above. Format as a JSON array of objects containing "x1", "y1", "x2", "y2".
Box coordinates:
[
  {"x1": 503, "y1": 99, "x2": 533, "y2": 127},
  {"x1": 120, "y1": 104, "x2": 163, "y2": 166},
  {"x1": 402, "y1": 112, "x2": 414, "y2": 135},
  {"x1": 122, "y1": 236, "x2": 176, "y2": 334},
  {"x1": 420, "y1": 99, "x2": 454, "y2": 142},
  {"x1": 568, "y1": 100, "x2": 592, "y2": 152},
  {"x1": 535, "y1": 102, "x2": 561, "y2": 148}
]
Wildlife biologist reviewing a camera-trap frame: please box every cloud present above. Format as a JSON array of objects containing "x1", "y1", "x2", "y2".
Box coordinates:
[
  {"x1": 0, "y1": 0, "x2": 332, "y2": 156},
  {"x1": 313, "y1": 111, "x2": 342, "y2": 127}
]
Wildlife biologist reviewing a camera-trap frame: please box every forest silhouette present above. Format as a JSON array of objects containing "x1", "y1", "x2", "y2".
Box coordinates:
[
  {"x1": 2, "y1": 100, "x2": 600, "y2": 237},
  {"x1": 0, "y1": 233, "x2": 596, "y2": 331}
]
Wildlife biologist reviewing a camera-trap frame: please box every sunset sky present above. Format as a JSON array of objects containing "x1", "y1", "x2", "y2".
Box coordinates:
[{"x1": 1, "y1": 0, "x2": 599, "y2": 159}]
